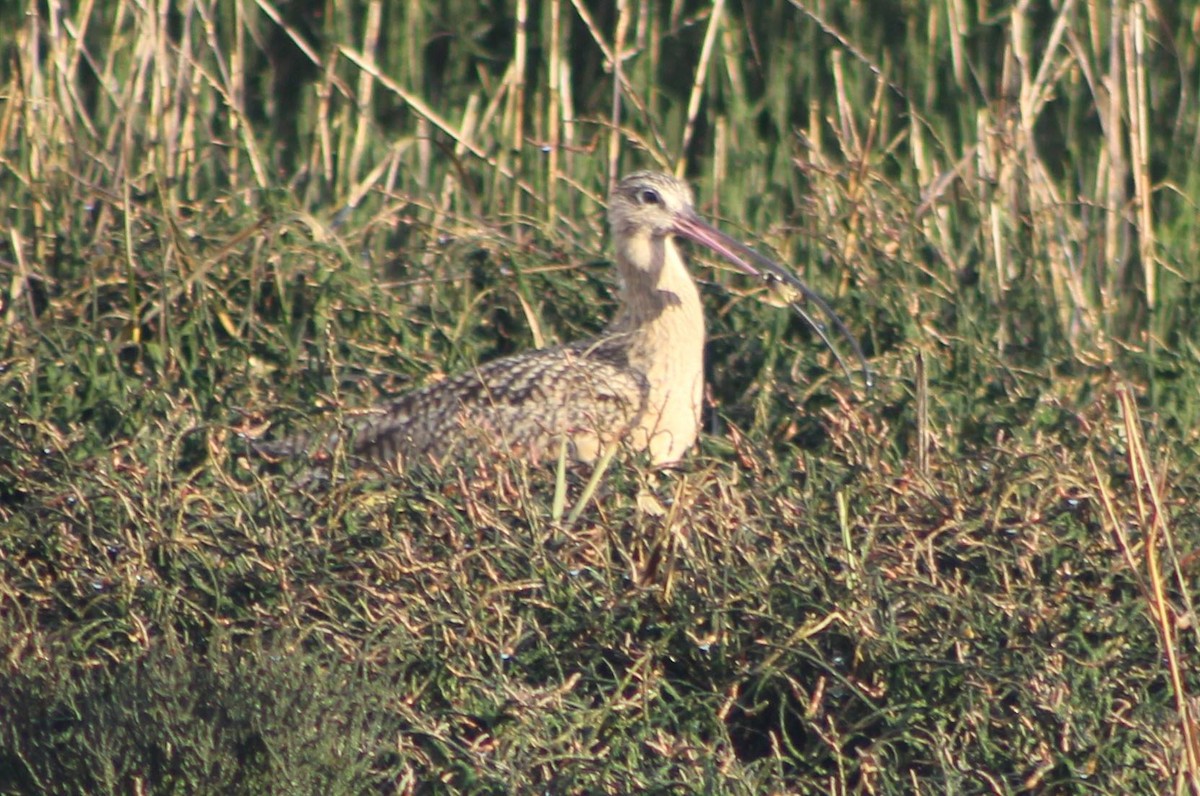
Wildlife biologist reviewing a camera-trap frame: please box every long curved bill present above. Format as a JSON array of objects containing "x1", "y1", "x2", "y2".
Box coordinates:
[{"x1": 673, "y1": 211, "x2": 873, "y2": 391}]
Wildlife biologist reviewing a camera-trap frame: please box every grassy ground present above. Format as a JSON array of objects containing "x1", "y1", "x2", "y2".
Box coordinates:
[{"x1": 2, "y1": 1, "x2": 1199, "y2": 793}]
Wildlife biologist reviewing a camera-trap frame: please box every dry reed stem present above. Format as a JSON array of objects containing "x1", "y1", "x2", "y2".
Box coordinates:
[
  {"x1": 1091, "y1": 386, "x2": 1200, "y2": 793},
  {"x1": 676, "y1": 0, "x2": 723, "y2": 174}
]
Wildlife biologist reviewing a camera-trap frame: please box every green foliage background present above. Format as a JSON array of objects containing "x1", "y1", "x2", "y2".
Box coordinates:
[{"x1": 1, "y1": 0, "x2": 1198, "y2": 793}]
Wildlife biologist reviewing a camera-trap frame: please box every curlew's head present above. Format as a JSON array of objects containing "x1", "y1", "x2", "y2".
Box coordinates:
[
  {"x1": 607, "y1": 171, "x2": 872, "y2": 389},
  {"x1": 607, "y1": 171, "x2": 698, "y2": 241}
]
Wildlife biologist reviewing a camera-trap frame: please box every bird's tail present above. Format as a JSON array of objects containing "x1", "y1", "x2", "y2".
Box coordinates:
[{"x1": 248, "y1": 430, "x2": 337, "y2": 461}]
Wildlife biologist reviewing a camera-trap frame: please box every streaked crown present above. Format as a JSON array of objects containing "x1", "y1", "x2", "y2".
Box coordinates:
[{"x1": 607, "y1": 171, "x2": 697, "y2": 237}]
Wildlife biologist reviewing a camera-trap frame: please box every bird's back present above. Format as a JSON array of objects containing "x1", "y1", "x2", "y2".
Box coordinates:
[{"x1": 260, "y1": 333, "x2": 650, "y2": 471}]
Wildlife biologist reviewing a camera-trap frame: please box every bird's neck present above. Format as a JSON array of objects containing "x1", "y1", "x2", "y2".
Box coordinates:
[
  {"x1": 607, "y1": 231, "x2": 706, "y2": 464},
  {"x1": 609, "y1": 232, "x2": 703, "y2": 335}
]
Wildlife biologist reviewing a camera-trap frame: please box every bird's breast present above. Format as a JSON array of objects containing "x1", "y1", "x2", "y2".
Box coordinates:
[{"x1": 623, "y1": 284, "x2": 706, "y2": 465}]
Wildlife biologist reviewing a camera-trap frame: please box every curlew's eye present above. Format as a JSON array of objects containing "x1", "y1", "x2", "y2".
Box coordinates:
[{"x1": 638, "y1": 188, "x2": 661, "y2": 205}]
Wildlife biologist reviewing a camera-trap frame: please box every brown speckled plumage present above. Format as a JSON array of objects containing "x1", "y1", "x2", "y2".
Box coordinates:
[
  {"x1": 349, "y1": 333, "x2": 647, "y2": 466},
  {"x1": 254, "y1": 171, "x2": 868, "y2": 472}
]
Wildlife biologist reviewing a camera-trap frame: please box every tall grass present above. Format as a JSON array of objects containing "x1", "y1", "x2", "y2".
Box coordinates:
[{"x1": 2, "y1": 0, "x2": 1198, "y2": 792}]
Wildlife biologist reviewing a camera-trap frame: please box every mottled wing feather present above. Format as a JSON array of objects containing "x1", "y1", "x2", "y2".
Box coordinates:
[{"x1": 348, "y1": 335, "x2": 648, "y2": 468}]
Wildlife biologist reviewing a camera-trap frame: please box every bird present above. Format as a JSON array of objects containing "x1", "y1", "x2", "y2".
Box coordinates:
[{"x1": 253, "y1": 171, "x2": 869, "y2": 472}]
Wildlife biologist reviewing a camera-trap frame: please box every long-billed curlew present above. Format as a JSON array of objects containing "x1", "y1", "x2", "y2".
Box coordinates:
[{"x1": 254, "y1": 171, "x2": 869, "y2": 471}]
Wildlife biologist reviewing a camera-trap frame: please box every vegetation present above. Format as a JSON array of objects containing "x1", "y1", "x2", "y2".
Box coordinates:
[{"x1": 2, "y1": 0, "x2": 1198, "y2": 792}]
